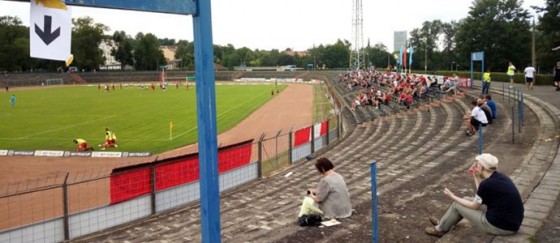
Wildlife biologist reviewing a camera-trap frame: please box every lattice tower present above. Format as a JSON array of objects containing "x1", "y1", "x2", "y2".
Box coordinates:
[{"x1": 350, "y1": 0, "x2": 364, "y2": 69}]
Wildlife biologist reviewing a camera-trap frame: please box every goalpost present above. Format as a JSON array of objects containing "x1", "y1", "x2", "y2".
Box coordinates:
[{"x1": 45, "y1": 78, "x2": 64, "y2": 86}]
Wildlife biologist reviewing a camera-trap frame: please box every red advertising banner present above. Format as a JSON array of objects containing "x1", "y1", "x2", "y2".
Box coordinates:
[
  {"x1": 155, "y1": 156, "x2": 200, "y2": 191},
  {"x1": 110, "y1": 168, "x2": 152, "y2": 204},
  {"x1": 294, "y1": 126, "x2": 311, "y2": 147},
  {"x1": 218, "y1": 140, "x2": 253, "y2": 173},
  {"x1": 109, "y1": 139, "x2": 254, "y2": 203}
]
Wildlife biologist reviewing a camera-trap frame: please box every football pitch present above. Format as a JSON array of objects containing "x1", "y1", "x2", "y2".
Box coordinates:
[{"x1": 0, "y1": 84, "x2": 285, "y2": 153}]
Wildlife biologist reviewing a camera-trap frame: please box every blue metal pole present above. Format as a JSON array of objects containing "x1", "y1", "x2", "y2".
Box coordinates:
[
  {"x1": 518, "y1": 92, "x2": 523, "y2": 132},
  {"x1": 193, "y1": 0, "x2": 221, "y2": 242},
  {"x1": 470, "y1": 59, "x2": 473, "y2": 87},
  {"x1": 508, "y1": 86, "x2": 511, "y2": 104},
  {"x1": 370, "y1": 161, "x2": 378, "y2": 243},
  {"x1": 520, "y1": 94, "x2": 524, "y2": 126},
  {"x1": 481, "y1": 54, "x2": 484, "y2": 91},
  {"x1": 478, "y1": 124, "x2": 483, "y2": 155},
  {"x1": 502, "y1": 83, "x2": 506, "y2": 101},
  {"x1": 512, "y1": 106, "x2": 515, "y2": 144}
]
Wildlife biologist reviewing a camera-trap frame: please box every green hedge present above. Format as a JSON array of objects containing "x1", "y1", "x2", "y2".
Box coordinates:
[{"x1": 413, "y1": 71, "x2": 555, "y2": 86}]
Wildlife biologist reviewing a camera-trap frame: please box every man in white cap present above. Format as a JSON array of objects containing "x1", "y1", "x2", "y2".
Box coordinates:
[{"x1": 425, "y1": 153, "x2": 524, "y2": 237}]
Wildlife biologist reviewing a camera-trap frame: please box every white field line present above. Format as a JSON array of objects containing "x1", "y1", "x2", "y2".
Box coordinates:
[
  {"x1": 170, "y1": 92, "x2": 267, "y2": 140},
  {"x1": 1, "y1": 91, "x2": 268, "y2": 143},
  {"x1": 14, "y1": 115, "x2": 117, "y2": 139}
]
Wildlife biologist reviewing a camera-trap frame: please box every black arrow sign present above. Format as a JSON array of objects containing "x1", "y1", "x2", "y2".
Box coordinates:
[{"x1": 35, "y1": 15, "x2": 60, "y2": 45}]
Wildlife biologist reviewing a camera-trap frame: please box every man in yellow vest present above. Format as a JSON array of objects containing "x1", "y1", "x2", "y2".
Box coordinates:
[
  {"x1": 507, "y1": 62, "x2": 516, "y2": 85},
  {"x1": 482, "y1": 71, "x2": 491, "y2": 94}
]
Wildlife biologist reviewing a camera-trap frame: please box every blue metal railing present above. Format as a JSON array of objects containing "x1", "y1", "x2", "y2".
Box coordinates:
[{"x1": 370, "y1": 161, "x2": 378, "y2": 243}]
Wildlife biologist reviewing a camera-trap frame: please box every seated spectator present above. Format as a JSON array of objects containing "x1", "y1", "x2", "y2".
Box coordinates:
[
  {"x1": 478, "y1": 97, "x2": 493, "y2": 124},
  {"x1": 359, "y1": 92, "x2": 369, "y2": 106},
  {"x1": 485, "y1": 95, "x2": 497, "y2": 119},
  {"x1": 399, "y1": 91, "x2": 413, "y2": 110},
  {"x1": 309, "y1": 157, "x2": 352, "y2": 219},
  {"x1": 351, "y1": 95, "x2": 361, "y2": 111},
  {"x1": 445, "y1": 78, "x2": 460, "y2": 95},
  {"x1": 425, "y1": 153, "x2": 524, "y2": 238},
  {"x1": 464, "y1": 99, "x2": 488, "y2": 136},
  {"x1": 440, "y1": 77, "x2": 451, "y2": 92}
]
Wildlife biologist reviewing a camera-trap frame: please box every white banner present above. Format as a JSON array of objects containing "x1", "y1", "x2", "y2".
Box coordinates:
[
  {"x1": 34, "y1": 150, "x2": 65, "y2": 157},
  {"x1": 30, "y1": 0, "x2": 72, "y2": 61},
  {"x1": 92, "y1": 151, "x2": 123, "y2": 158}
]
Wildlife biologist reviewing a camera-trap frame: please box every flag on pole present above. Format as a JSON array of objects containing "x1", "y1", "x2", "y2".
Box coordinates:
[
  {"x1": 398, "y1": 46, "x2": 403, "y2": 67},
  {"x1": 169, "y1": 121, "x2": 173, "y2": 140},
  {"x1": 408, "y1": 44, "x2": 413, "y2": 67},
  {"x1": 403, "y1": 44, "x2": 408, "y2": 68}
]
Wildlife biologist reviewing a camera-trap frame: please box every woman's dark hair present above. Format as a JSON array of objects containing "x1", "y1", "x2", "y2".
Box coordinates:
[{"x1": 315, "y1": 157, "x2": 334, "y2": 174}]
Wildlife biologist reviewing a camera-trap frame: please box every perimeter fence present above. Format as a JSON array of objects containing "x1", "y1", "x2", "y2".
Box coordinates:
[{"x1": 0, "y1": 83, "x2": 346, "y2": 242}]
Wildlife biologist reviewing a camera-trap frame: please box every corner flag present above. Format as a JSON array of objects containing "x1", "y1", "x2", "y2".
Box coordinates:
[{"x1": 169, "y1": 121, "x2": 173, "y2": 140}]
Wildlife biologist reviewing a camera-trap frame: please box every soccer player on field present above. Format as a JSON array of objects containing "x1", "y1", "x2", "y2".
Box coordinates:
[
  {"x1": 10, "y1": 94, "x2": 16, "y2": 107},
  {"x1": 74, "y1": 139, "x2": 93, "y2": 151},
  {"x1": 101, "y1": 128, "x2": 118, "y2": 150}
]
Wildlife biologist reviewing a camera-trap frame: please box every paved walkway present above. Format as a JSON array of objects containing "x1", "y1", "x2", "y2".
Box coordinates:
[
  {"x1": 440, "y1": 82, "x2": 560, "y2": 243},
  {"x1": 71, "y1": 81, "x2": 560, "y2": 243},
  {"x1": 496, "y1": 82, "x2": 560, "y2": 243}
]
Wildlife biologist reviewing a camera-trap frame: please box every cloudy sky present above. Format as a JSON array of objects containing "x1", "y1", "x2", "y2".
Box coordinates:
[{"x1": 0, "y1": 0, "x2": 544, "y2": 51}]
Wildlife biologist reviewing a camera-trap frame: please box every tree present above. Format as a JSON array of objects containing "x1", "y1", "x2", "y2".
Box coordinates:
[
  {"x1": 364, "y1": 42, "x2": 395, "y2": 69},
  {"x1": 322, "y1": 39, "x2": 350, "y2": 69},
  {"x1": 133, "y1": 32, "x2": 166, "y2": 70},
  {"x1": 277, "y1": 53, "x2": 295, "y2": 66},
  {"x1": 72, "y1": 17, "x2": 109, "y2": 71},
  {"x1": 111, "y1": 31, "x2": 134, "y2": 70},
  {"x1": 219, "y1": 44, "x2": 240, "y2": 70},
  {"x1": 236, "y1": 47, "x2": 254, "y2": 66},
  {"x1": 158, "y1": 38, "x2": 176, "y2": 46},
  {"x1": 455, "y1": 0, "x2": 531, "y2": 72},
  {"x1": 175, "y1": 40, "x2": 194, "y2": 70},
  {"x1": 534, "y1": 0, "x2": 560, "y2": 72},
  {"x1": 0, "y1": 16, "x2": 32, "y2": 71},
  {"x1": 408, "y1": 20, "x2": 445, "y2": 71}
]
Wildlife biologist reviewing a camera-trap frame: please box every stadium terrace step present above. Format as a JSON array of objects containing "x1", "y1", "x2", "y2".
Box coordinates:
[
  {"x1": 71, "y1": 79, "x2": 558, "y2": 243},
  {"x1": 70, "y1": 73, "x2": 87, "y2": 84}
]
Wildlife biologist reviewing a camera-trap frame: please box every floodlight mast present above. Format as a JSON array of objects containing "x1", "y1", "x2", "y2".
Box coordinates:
[
  {"x1": 350, "y1": 0, "x2": 364, "y2": 69},
  {"x1": 9, "y1": 0, "x2": 221, "y2": 242}
]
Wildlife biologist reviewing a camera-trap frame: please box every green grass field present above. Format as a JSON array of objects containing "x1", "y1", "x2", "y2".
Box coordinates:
[{"x1": 0, "y1": 84, "x2": 285, "y2": 153}]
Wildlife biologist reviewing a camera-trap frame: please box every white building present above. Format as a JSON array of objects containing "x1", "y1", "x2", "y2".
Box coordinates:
[
  {"x1": 393, "y1": 31, "x2": 407, "y2": 53},
  {"x1": 99, "y1": 40, "x2": 121, "y2": 70}
]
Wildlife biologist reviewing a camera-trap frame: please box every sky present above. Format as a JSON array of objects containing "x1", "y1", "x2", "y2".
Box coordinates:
[{"x1": 0, "y1": 0, "x2": 545, "y2": 52}]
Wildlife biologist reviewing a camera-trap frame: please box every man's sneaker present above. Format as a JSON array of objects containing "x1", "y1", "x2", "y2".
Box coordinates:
[
  {"x1": 425, "y1": 226, "x2": 445, "y2": 237},
  {"x1": 429, "y1": 216, "x2": 439, "y2": 226},
  {"x1": 465, "y1": 131, "x2": 474, "y2": 136},
  {"x1": 114, "y1": 144, "x2": 118, "y2": 148}
]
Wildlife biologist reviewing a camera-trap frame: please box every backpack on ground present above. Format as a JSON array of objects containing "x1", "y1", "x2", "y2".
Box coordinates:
[{"x1": 298, "y1": 214, "x2": 323, "y2": 226}]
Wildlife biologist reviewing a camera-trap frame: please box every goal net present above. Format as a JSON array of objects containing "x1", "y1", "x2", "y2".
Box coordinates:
[{"x1": 45, "y1": 78, "x2": 64, "y2": 86}]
